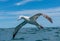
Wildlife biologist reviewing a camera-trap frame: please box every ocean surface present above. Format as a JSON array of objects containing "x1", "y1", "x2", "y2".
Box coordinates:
[{"x1": 0, "y1": 27, "x2": 60, "y2": 41}]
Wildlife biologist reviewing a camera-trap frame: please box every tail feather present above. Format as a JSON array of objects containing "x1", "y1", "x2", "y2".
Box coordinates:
[
  {"x1": 34, "y1": 22, "x2": 44, "y2": 29},
  {"x1": 40, "y1": 25, "x2": 44, "y2": 29},
  {"x1": 37, "y1": 25, "x2": 44, "y2": 29}
]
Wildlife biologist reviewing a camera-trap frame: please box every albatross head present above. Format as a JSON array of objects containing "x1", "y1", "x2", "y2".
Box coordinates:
[
  {"x1": 17, "y1": 15, "x2": 29, "y2": 21},
  {"x1": 17, "y1": 15, "x2": 24, "y2": 21}
]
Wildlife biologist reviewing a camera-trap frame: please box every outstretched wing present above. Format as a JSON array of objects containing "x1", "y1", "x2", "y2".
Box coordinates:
[
  {"x1": 30, "y1": 13, "x2": 42, "y2": 21},
  {"x1": 30, "y1": 13, "x2": 53, "y2": 23},
  {"x1": 12, "y1": 21, "x2": 27, "y2": 39}
]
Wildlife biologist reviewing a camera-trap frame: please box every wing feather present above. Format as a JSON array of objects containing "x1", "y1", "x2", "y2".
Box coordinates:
[
  {"x1": 43, "y1": 14, "x2": 53, "y2": 23},
  {"x1": 30, "y1": 13, "x2": 53, "y2": 23},
  {"x1": 12, "y1": 21, "x2": 27, "y2": 39},
  {"x1": 30, "y1": 13, "x2": 42, "y2": 21}
]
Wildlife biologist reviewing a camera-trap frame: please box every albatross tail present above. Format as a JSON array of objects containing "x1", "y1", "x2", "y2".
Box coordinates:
[
  {"x1": 37, "y1": 24, "x2": 44, "y2": 29},
  {"x1": 34, "y1": 22, "x2": 44, "y2": 29}
]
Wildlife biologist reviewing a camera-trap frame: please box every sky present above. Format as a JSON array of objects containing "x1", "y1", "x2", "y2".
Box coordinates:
[{"x1": 0, "y1": 0, "x2": 60, "y2": 28}]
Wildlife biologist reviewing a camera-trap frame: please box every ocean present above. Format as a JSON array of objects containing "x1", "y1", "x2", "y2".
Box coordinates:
[{"x1": 0, "y1": 27, "x2": 60, "y2": 41}]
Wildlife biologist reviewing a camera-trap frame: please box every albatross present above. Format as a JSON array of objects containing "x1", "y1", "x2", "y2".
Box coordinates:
[{"x1": 12, "y1": 13, "x2": 53, "y2": 39}]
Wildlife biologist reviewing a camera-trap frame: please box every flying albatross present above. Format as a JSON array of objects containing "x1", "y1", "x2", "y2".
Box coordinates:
[{"x1": 12, "y1": 13, "x2": 53, "y2": 39}]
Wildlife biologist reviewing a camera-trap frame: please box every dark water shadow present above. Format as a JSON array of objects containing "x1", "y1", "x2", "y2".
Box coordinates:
[
  {"x1": 42, "y1": 38, "x2": 50, "y2": 40},
  {"x1": 54, "y1": 34, "x2": 60, "y2": 37},
  {"x1": 0, "y1": 28, "x2": 5, "y2": 31},
  {"x1": 55, "y1": 32, "x2": 60, "y2": 34},
  {"x1": 51, "y1": 27, "x2": 60, "y2": 29},
  {"x1": 13, "y1": 38, "x2": 25, "y2": 40},
  {"x1": 35, "y1": 40, "x2": 43, "y2": 41}
]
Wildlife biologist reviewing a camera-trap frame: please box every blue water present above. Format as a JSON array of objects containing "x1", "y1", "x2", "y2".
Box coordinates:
[{"x1": 0, "y1": 27, "x2": 60, "y2": 41}]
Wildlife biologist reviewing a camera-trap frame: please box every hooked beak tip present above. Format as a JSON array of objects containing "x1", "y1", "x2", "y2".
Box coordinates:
[{"x1": 17, "y1": 19, "x2": 21, "y2": 21}]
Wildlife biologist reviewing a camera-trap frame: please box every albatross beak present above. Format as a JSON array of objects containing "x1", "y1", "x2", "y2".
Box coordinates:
[{"x1": 17, "y1": 19, "x2": 21, "y2": 21}]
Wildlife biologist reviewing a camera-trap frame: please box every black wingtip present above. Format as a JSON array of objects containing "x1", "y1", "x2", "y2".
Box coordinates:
[
  {"x1": 12, "y1": 34, "x2": 15, "y2": 40},
  {"x1": 51, "y1": 21, "x2": 53, "y2": 23},
  {"x1": 50, "y1": 19, "x2": 53, "y2": 23}
]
